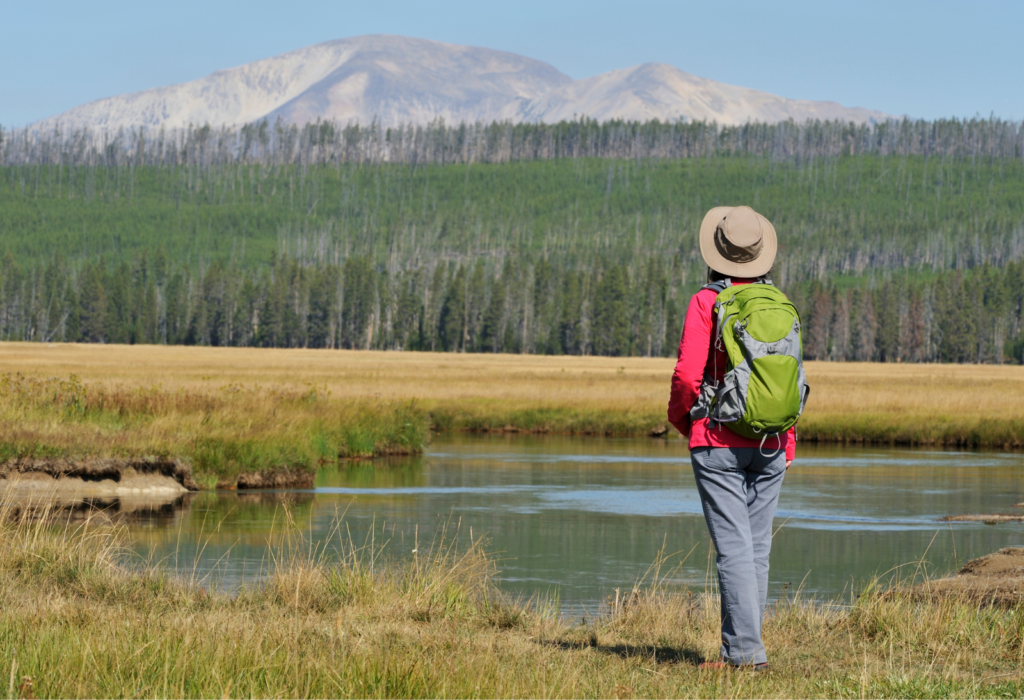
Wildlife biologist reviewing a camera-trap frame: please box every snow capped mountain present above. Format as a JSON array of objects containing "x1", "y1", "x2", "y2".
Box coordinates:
[
  {"x1": 32, "y1": 35, "x2": 890, "y2": 131},
  {"x1": 520, "y1": 62, "x2": 890, "y2": 125}
]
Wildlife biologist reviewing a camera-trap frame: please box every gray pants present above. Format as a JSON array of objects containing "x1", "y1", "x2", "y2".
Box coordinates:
[{"x1": 690, "y1": 446, "x2": 786, "y2": 665}]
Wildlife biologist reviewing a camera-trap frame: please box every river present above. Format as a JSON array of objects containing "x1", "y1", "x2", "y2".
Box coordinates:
[{"x1": 121, "y1": 435, "x2": 1024, "y2": 608}]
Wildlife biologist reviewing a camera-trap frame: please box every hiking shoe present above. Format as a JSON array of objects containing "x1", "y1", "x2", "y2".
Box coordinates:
[{"x1": 699, "y1": 660, "x2": 770, "y2": 672}]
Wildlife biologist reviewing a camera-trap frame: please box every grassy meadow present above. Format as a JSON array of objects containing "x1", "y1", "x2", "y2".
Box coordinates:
[
  {"x1": 0, "y1": 346, "x2": 431, "y2": 488},
  {"x1": 2, "y1": 512, "x2": 1023, "y2": 698},
  {"x1": 2, "y1": 342, "x2": 1024, "y2": 464}
]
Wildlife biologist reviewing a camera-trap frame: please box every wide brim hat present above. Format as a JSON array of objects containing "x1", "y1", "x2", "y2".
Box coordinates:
[{"x1": 698, "y1": 205, "x2": 777, "y2": 278}]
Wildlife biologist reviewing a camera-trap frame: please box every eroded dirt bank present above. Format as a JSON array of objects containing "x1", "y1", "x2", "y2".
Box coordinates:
[
  {"x1": 0, "y1": 457, "x2": 199, "y2": 494},
  {"x1": 0, "y1": 457, "x2": 319, "y2": 494},
  {"x1": 918, "y1": 547, "x2": 1024, "y2": 607}
]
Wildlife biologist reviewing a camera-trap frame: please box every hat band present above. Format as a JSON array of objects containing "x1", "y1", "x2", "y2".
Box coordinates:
[{"x1": 714, "y1": 225, "x2": 763, "y2": 263}]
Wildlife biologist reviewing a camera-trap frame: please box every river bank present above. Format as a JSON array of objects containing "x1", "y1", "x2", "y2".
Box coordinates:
[
  {"x1": 1, "y1": 344, "x2": 1023, "y2": 491},
  {"x1": 0, "y1": 371, "x2": 427, "y2": 490},
  {"x1": 2, "y1": 514, "x2": 1022, "y2": 698}
]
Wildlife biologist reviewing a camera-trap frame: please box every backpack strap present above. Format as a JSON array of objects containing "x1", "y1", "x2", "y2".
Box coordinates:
[
  {"x1": 696, "y1": 278, "x2": 732, "y2": 417},
  {"x1": 703, "y1": 278, "x2": 738, "y2": 337},
  {"x1": 702, "y1": 278, "x2": 732, "y2": 294},
  {"x1": 703, "y1": 276, "x2": 774, "y2": 293}
]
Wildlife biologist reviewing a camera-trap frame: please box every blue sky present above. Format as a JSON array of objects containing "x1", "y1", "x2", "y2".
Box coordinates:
[{"x1": 2, "y1": 0, "x2": 1020, "y2": 126}]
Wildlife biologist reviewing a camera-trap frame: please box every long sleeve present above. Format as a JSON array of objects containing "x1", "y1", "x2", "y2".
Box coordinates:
[{"x1": 667, "y1": 290, "x2": 714, "y2": 436}]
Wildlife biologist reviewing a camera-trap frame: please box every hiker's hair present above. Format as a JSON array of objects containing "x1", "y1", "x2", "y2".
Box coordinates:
[
  {"x1": 706, "y1": 267, "x2": 772, "y2": 284},
  {"x1": 707, "y1": 267, "x2": 728, "y2": 283}
]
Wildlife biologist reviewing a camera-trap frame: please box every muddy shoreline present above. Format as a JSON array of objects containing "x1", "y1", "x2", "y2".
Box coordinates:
[{"x1": 0, "y1": 457, "x2": 317, "y2": 493}]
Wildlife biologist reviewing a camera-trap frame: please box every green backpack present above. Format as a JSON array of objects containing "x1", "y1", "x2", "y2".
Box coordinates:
[{"x1": 689, "y1": 278, "x2": 810, "y2": 446}]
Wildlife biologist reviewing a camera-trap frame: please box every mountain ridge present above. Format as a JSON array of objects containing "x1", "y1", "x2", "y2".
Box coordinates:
[{"x1": 32, "y1": 34, "x2": 892, "y2": 130}]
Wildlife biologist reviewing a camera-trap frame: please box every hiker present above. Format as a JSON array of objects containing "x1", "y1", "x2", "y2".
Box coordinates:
[{"x1": 667, "y1": 206, "x2": 808, "y2": 670}]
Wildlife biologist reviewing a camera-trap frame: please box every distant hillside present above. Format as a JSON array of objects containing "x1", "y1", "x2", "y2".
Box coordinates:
[
  {"x1": 32, "y1": 35, "x2": 892, "y2": 131},
  {"x1": 0, "y1": 156, "x2": 1022, "y2": 363}
]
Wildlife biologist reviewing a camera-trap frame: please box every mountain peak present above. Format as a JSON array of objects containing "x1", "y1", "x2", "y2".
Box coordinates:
[{"x1": 32, "y1": 35, "x2": 890, "y2": 131}]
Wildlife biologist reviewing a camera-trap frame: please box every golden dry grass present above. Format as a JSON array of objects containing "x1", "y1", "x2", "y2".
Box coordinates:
[
  {"x1": 2, "y1": 512, "x2": 1023, "y2": 698},
  {"x1": 0, "y1": 357, "x2": 428, "y2": 488},
  {"x1": 2, "y1": 342, "x2": 665, "y2": 401},
  {"x1": 4, "y1": 342, "x2": 1024, "y2": 446}
]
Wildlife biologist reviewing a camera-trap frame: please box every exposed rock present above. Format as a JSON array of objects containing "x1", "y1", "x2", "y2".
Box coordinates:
[{"x1": 648, "y1": 424, "x2": 670, "y2": 438}]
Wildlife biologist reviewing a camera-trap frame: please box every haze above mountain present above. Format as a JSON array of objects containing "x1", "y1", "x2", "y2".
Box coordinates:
[{"x1": 33, "y1": 35, "x2": 892, "y2": 131}]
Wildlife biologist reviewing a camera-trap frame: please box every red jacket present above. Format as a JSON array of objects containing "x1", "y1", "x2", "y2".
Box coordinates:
[{"x1": 667, "y1": 279, "x2": 796, "y2": 461}]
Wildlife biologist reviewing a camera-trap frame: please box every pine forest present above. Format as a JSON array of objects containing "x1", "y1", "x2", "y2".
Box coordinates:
[{"x1": 1, "y1": 117, "x2": 1023, "y2": 362}]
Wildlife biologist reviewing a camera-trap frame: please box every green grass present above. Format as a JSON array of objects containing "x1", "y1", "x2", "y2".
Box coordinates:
[
  {"x1": 798, "y1": 412, "x2": 1024, "y2": 449},
  {"x1": 0, "y1": 373, "x2": 431, "y2": 488},
  {"x1": 1, "y1": 511, "x2": 1023, "y2": 698},
  {"x1": 428, "y1": 402, "x2": 665, "y2": 436},
  {"x1": 4, "y1": 369, "x2": 1022, "y2": 493}
]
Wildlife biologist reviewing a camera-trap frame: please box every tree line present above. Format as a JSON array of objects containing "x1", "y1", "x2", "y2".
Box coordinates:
[
  {"x1": 3, "y1": 116, "x2": 1022, "y2": 169},
  {"x1": 2, "y1": 118, "x2": 1023, "y2": 363},
  {"x1": 3, "y1": 155, "x2": 1023, "y2": 284},
  {"x1": 2, "y1": 250, "x2": 1022, "y2": 363}
]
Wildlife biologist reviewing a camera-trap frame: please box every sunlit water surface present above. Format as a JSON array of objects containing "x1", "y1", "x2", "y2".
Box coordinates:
[{"x1": 125, "y1": 435, "x2": 1024, "y2": 608}]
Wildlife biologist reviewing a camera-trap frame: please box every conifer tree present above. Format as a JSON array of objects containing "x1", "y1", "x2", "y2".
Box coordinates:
[
  {"x1": 394, "y1": 270, "x2": 422, "y2": 351},
  {"x1": 257, "y1": 265, "x2": 287, "y2": 348},
  {"x1": 78, "y1": 262, "x2": 107, "y2": 343},
  {"x1": 480, "y1": 271, "x2": 507, "y2": 354},
  {"x1": 805, "y1": 284, "x2": 832, "y2": 361},
  {"x1": 463, "y1": 261, "x2": 486, "y2": 352},
  {"x1": 308, "y1": 267, "x2": 338, "y2": 348},
  {"x1": 663, "y1": 294, "x2": 680, "y2": 358},
  {"x1": 341, "y1": 256, "x2": 375, "y2": 349},
  {"x1": 592, "y1": 263, "x2": 630, "y2": 356},
  {"x1": 105, "y1": 261, "x2": 132, "y2": 344},
  {"x1": 424, "y1": 264, "x2": 448, "y2": 352},
  {"x1": 556, "y1": 269, "x2": 583, "y2": 355},
  {"x1": 875, "y1": 281, "x2": 900, "y2": 362},
  {"x1": 439, "y1": 264, "x2": 467, "y2": 352},
  {"x1": 851, "y1": 289, "x2": 877, "y2": 362}
]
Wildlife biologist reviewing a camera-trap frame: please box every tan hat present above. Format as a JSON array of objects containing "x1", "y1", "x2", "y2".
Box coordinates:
[{"x1": 698, "y1": 206, "x2": 777, "y2": 278}]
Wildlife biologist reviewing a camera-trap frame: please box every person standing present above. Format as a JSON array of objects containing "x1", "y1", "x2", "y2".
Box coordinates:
[{"x1": 667, "y1": 205, "x2": 807, "y2": 670}]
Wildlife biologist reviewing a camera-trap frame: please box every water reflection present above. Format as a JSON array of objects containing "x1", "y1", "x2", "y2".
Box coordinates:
[
  {"x1": 47, "y1": 436, "x2": 1024, "y2": 606},
  {"x1": 0, "y1": 491, "x2": 192, "y2": 526}
]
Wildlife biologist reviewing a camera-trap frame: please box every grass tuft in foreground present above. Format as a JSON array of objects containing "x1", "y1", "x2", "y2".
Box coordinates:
[
  {"x1": 1, "y1": 511, "x2": 1023, "y2": 698},
  {"x1": 0, "y1": 373, "x2": 430, "y2": 488}
]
